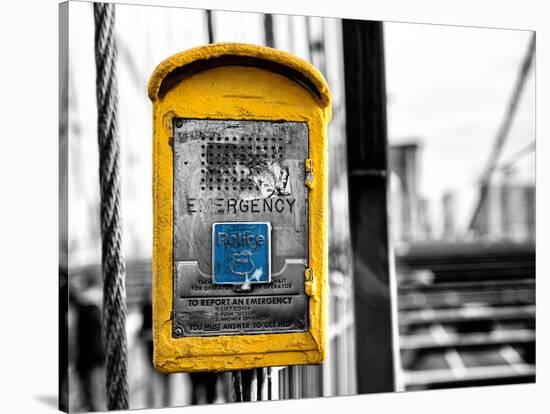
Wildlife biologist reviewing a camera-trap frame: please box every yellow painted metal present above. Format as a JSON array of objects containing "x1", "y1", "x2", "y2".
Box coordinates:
[{"x1": 149, "y1": 43, "x2": 331, "y2": 372}]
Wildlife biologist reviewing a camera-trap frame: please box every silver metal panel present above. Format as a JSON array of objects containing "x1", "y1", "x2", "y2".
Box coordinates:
[{"x1": 172, "y1": 119, "x2": 309, "y2": 337}]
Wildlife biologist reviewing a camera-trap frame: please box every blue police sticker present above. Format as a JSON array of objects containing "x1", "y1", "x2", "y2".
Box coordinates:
[{"x1": 212, "y1": 222, "x2": 271, "y2": 285}]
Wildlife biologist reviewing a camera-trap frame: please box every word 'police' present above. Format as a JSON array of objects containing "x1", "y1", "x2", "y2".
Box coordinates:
[{"x1": 216, "y1": 230, "x2": 266, "y2": 249}]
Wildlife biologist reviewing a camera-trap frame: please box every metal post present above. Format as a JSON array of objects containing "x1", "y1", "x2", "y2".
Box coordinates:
[
  {"x1": 264, "y1": 14, "x2": 274, "y2": 47},
  {"x1": 205, "y1": 10, "x2": 214, "y2": 44},
  {"x1": 231, "y1": 368, "x2": 268, "y2": 402},
  {"x1": 342, "y1": 19, "x2": 397, "y2": 393},
  {"x1": 231, "y1": 371, "x2": 242, "y2": 402}
]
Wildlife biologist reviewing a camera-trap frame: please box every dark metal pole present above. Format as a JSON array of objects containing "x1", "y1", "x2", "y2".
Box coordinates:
[
  {"x1": 206, "y1": 10, "x2": 214, "y2": 44},
  {"x1": 342, "y1": 19, "x2": 396, "y2": 393},
  {"x1": 231, "y1": 367, "x2": 268, "y2": 402},
  {"x1": 231, "y1": 371, "x2": 243, "y2": 402},
  {"x1": 264, "y1": 14, "x2": 274, "y2": 47}
]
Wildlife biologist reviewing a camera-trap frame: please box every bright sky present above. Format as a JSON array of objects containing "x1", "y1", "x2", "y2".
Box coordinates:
[
  {"x1": 67, "y1": 2, "x2": 536, "y2": 265},
  {"x1": 384, "y1": 22, "x2": 535, "y2": 236}
]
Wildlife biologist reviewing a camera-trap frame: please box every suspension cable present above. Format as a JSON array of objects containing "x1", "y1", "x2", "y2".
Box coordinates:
[{"x1": 93, "y1": 3, "x2": 129, "y2": 410}]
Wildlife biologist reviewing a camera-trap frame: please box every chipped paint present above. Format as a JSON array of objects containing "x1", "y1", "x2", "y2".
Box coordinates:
[{"x1": 149, "y1": 43, "x2": 331, "y2": 372}]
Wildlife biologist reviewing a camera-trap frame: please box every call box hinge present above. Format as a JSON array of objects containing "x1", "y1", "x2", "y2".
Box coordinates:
[
  {"x1": 305, "y1": 267, "x2": 315, "y2": 297},
  {"x1": 305, "y1": 159, "x2": 314, "y2": 189}
]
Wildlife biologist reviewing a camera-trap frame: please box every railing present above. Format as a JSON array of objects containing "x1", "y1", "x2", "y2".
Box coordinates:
[{"x1": 396, "y1": 242, "x2": 535, "y2": 391}]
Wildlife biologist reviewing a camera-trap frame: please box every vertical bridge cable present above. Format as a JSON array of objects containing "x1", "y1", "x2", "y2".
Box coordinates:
[{"x1": 93, "y1": 3, "x2": 129, "y2": 410}]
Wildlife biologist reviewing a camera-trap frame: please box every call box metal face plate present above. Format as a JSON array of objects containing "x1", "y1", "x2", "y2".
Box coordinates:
[
  {"x1": 172, "y1": 119, "x2": 309, "y2": 338},
  {"x1": 212, "y1": 222, "x2": 271, "y2": 285}
]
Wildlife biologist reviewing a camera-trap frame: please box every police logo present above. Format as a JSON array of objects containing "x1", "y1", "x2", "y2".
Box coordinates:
[{"x1": 212, "y1": 222, "x2": 271, "y2": 285}]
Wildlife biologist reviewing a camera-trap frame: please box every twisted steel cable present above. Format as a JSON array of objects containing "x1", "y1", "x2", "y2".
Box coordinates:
[{"x1": 93, "y1": 3, "x2": 129, "y2": 410}]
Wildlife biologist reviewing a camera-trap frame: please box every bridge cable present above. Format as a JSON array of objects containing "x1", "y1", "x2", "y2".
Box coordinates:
[{"x1": 93, "y1": 3, "x2": 129, "y2": 410}]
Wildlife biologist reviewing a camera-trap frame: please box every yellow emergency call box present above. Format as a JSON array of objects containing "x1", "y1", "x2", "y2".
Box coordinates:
[{"x1": 148, "y1": 43, "x2": 331, "y2": 372}]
